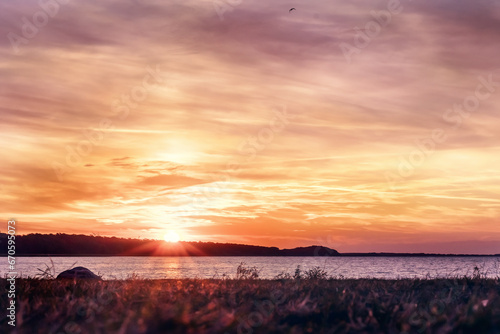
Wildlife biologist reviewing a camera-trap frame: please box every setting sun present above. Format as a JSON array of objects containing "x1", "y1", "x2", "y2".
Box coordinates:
[{"x1": 164, "y1": 231, "x2": 180, "y2": 243}]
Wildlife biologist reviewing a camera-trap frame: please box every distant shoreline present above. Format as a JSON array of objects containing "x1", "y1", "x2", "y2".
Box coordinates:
[
  {"x1": 4, "y1": 253, "x2": 500, "y2": 257},
  {"x1": 2, "y1": 233, "x2": 499, "y2": 257}
]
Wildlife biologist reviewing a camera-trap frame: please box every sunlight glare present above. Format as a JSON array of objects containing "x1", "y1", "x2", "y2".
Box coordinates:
[{"x1": 163, "y1": 230, "x2": 180, "y2": 243}]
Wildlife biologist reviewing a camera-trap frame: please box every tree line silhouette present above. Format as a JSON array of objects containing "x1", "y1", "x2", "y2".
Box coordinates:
[{"x1": 0, "y1": 233, "x2": 339, "y2": 256}]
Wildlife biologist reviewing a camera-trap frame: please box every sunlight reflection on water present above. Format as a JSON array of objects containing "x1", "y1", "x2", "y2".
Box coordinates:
[{"x1": 8, "y1": 256, "x2": 500, "y2": 279}]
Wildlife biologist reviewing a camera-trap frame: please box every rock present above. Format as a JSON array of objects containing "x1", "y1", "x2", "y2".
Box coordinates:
[{"x1": 56, "y1": 266, "x2": 101, "y2": 280}]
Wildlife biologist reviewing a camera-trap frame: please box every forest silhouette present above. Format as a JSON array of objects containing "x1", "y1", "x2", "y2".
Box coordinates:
[{"x1": 0, "y1": 233, "x2": 339, "y2": 256}]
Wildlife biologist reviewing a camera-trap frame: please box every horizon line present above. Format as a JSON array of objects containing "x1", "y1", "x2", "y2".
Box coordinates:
[{"x1": 4, "y1": 232, "x2": 500, "y2": 256}]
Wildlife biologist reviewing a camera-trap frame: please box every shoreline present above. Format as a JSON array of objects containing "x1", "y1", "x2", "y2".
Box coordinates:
[
  {"x1": 4, "y1": 253, "x2": 500, "y2": 257},
  {"x1": 4, "y1": 277, "x2": 500, "y2": 281}
]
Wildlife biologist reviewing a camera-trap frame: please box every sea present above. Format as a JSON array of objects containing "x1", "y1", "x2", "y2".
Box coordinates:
[{"x1": 5, "y1": 256, "x2": 500, "y2": 279}]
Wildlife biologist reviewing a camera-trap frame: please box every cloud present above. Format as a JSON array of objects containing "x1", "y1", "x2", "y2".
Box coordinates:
[
  {"x1": 1, "y1": 0, "x2": 500, "y2": 252},
  {"x1": 139, "y1": 174, "x2": 206, "y2": 188}
]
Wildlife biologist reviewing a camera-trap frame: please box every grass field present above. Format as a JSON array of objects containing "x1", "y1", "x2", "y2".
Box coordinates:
[{"x1": 1, "y1": 273, "x2": 500, "y2": 334}]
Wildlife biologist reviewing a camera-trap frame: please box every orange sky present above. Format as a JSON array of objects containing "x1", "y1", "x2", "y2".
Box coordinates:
[{"x1": 1, "y1": 0, "x2": 500, "y2": 253}]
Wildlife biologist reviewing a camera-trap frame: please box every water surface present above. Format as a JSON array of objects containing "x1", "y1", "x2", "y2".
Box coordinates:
[{"x1": 6, "y1": 256, "x2": 500, "y2": 279}]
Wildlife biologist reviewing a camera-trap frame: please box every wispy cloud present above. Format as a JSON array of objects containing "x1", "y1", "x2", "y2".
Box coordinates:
[{"x1": 1, "y1": 0, "x2": 500, "y2": 253}]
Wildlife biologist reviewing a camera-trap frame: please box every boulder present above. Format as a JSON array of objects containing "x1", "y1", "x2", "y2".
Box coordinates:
[{"x1": 56, "y1": 266, "x2": 101, "y2": 280}]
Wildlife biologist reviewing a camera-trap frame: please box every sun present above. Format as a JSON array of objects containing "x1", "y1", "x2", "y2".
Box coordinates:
[{"x1": 163, "y1": 230, "x2": 180, "y2": 243}]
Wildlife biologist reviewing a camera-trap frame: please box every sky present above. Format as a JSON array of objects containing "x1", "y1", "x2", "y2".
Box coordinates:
[{"x1": 1, "y1": 0, "x2": 500, "y2": 254}]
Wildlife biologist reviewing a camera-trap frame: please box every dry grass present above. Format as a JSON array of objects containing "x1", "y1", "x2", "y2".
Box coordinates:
[{"x1": 1, "y1": 276, "x2": 500, "y2": 334}]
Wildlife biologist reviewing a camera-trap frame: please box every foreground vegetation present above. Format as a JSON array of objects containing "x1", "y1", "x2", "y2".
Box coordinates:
[{"x1": 1, "y1": 270, "x2": 500, "y2": 334}]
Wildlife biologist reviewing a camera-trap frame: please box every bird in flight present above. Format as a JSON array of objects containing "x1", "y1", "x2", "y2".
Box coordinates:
[{"x1": 289, "y1": 8, "x2": 296, "y2": 13}]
